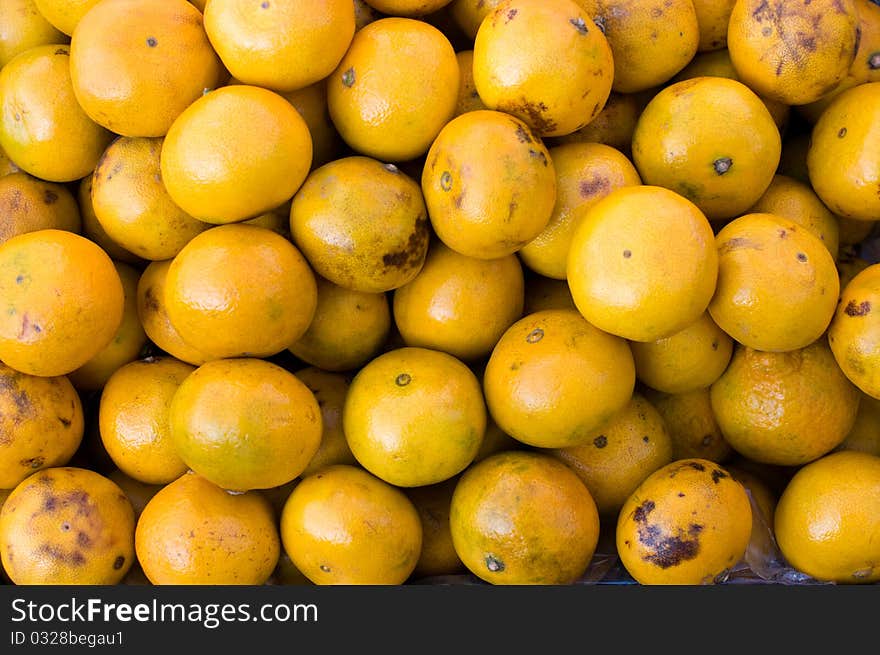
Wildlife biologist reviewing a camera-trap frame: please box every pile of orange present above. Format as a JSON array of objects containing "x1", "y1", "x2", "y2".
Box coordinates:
[{"x1": 1, "y1": 0, "x2": 879, "y2": 587}]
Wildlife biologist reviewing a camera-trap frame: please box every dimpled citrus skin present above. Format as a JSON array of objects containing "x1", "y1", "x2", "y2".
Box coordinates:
[
  {"x1": 472, "y1": 0, "x2": 614, "y2": 137},
  {"x1": 708, "y1": 213, "x2": 840, "y2": 353},
  {"x1": 828, "y1": 263, "x2": 880, "y2": 399},
  {"x1": 392, "y1": 241, "x2": 525, "y2": 361},
  {"x1": 327, "y1": 17, "x2": 459, "y2": 162},
  {"x1": 98, "y1": 357, "x2": 194, "y2": 486},
  {"x1": 164, "y1": 224, "x2": 317, "y2": 361},
  {"x1": 0, "y1": 44, "x2": 111, "y2": 183},
  {"x1": 280, "y1": 464, "x2": 423, "y2": 585},
  {"x1": 69, "y1": 0, "x2": 224, "y2": 138},
  {"x1": 774, "y1": 451, "x2": 880, "y2": 583},
  {"x1": 0, "y1": 362, "x2": 83, "y2": 489},
  {"x1": 135, "y1": 471, "x2": 280, "y2": 585},
  {"x1": 806, "y1": 82, "x2": 880, "y2": 223},
  {"x1": 422, "y1": 110, "x2": 557, "y2": 260},
  {"x1": 0, "y1": 172, "x2": 80, "y2": 245},
  {"x1": 169, "y1": 358, "x2": 323, "y2": 492},
  {"x1": 567, "y1": 185, "x2": 718, "y2": 343},
  {"x1": 449, "y1": 450, "x2": 600, "y2": 585},
  {"x1": 646, "y1": 387, "x2": 733, "y2": 463},
  {"x1": 631, "y1": 77, "x2": 782, "y2": 222},
  {"x1": 204, "y1": 0, "x2": 354, "y2": 93},
  {"x1": 0, "y1": 0, "x2": 67, "y2": 68},
  {"x1": 727, "y1": 0, "x2": 860, "y2": 106},
  {"x1": 616, "y1": 459, "x2": 752, "y2": 585},
  {"x1": 0, "y1": 467, "x2": 135, "y2": 585},
  {"x1": 710, "y1": 339, "x2": 861, "y2": 467},
  {"x1": 483, "y1": 309, "x2": 635, "y2": 449},
  {"x1": 0, "y1": 229, "x2": 124, "y2": 377},
  {"x1": 343, "y1": 347, "x2": 487, "y2": 488},
  {"x1": 160, "y1": 84, "x2": 313, "y2": 224}
]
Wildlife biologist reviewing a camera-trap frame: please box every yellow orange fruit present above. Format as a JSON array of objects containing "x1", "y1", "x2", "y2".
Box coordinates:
[
  {"x1": 0, "y1": 0, "x2": 67, "y2": 68},
  {"x1": 0, "y1": 171, "x2": 80, "y2": 245},
  {"x1": 646, "y1": 387, "x2": 733, "y2": 463},
  {"x1": 293, "y1": 368, "x2": 357, "y2": 478},
  {"x1": 404, "y1": 477, "x2": 465, "y2": 579},
  {"x1": 828, "y1": 263, "x2": 880, "y2": 398}
]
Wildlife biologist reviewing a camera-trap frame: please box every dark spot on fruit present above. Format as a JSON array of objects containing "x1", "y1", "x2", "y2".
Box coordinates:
[
  {"x1": 505, "y1": 8, "x2": 517, "y2": 22},
  {"x1": 529, "y1": 149, "x2": 548, "y2": 166},
  {"x1": 261, "y1": 0, "x2": 269, "y2": 7},
  {"x1": 640, "y1": 523, "x2": 703, "y2": 569},
  {"x1": 623, "y1": 249, "x2": 632, "y2": 258},
  {"x1": 526, "y1": 328, "x2": 544, "y2": 343},
  {"x1": 342, "y1": 68, "x2": 355, "y2": 88},
  {"x1": 42, "y1": 189, "x2": 58, "y2": 204},
  {"x1": 54, "y1": 48, "x2": 68, "y2": 55},
  {"x1": 60, "y1": 522, "x2": 70, "y2": 531},
  {"x1": 778, "y1": 229, "x2": 787, "y2": 238},
  {"x1": 713, "y1": 157, "x2": 733, "y2": 175},
  {"x1": 702, "y1": 435, "x2": 713, "y2": 447},
  {"x1": 711, "y1": 340, "x2": 719, "y2": 351},
  {"x1": 633, "y1": 500, "x2": 655, "y2": 523},
  {"x1": 499, "y1": 99, "x2": 557, "y2": 134},
  {"x1": 643, "y1": 436, "x2": 650, "y2": 443},
  {"x1": 719, "y1": 236, "x2": 763, "y2": 255},
  {"x1": 21, "y1": 456, "x2": 43, "y2": 469},
  {"x1": 454, "y1": 192, "x2": 465, "y2": 209},
  {"x1": 593, "y1": 14, "x2": 606, "y2": 33},
  {"x1": 15, "y1": 275, "x2": 23, "y2": 284},
  {"x1": 677, "y1": 492, "x2": 685, "y2": 497},
  {"x1": 77, "y1": 531, "x2": 91, "y2": 547},
  {"x1": 844, "y1": 300, "x2": 871, "y2": 317},
  {"x1": 383, "y1": 163, "x2": 398, "y2": 173},
  {"x1": 113, "y1": 556, "x2": 125, "y2": 570},
  {"x1": 510, "y1": 361, "x2": 520, "y2": 371},
  {"x1": 593, "y1": 435, "x2": 608, "y2": 448},
  {"x1": 13, "y1": 113, "x2": 20, "y2": 122},
  {"x1": 570, "y1": 17, "x2": 588, "y2": 34},
  {"x1": 143, "y1": 286, "x2": 160, "y2": 312},
  {"x1": 580, "y1": 175, "x2": 609, "y2": 198},
  {"x1": 146, "y1": 37, "x2": 157, "y2": 47},
  {"x1": 762, "y1": 26, "x2": 772, "y2": 36},
  {"x1": 838, "y1": 127, "x2": 848, "y2": 138},
  {"x1": 796, "y1": 252, "x2": 807, "y2": 262},
  {"x1": 870, "y1": 53, "x2": 880, "y2": 70},
  {"x1": 513, "y1": 122, "x2": 533, "y2": 143},
  {"x1": 711, "y1": 469, "x2": 728, "y2": 484},
  {"x1": 39, "y1": 544, "x2": 86, "y2": 566},
  {"x1": 440, "y1": 171, "x2": 453, "y2": 191},
  {"x1": 686, "y1": 461, "x2": 705, "y2": 471},
  {"x1": 485, "y1": 554, "x2": 505, "y2": 572},
  {"x1": 797, "y1": 34, "x2": 816, "y2": 52},
  {"x1": 776, "y1": 60, "x2": 784, "y2": 76},
  {"x1": 58, "y1": 416, "x2": 71, "y2": 427},
  {"x1": 43, "y1": 495, "x2": 57, "y2": 511},
  {"x1": 395, "y1": 373, "x2": 411, "y2": 387}
]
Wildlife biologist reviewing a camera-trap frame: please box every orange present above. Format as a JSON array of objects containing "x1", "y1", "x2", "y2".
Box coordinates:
[
  {"x1": 547, "y1": 393, "x2": 674, "y2": 517},
  {"x1": 450, "y1": 0, "x2": 505, "y2": 40},
  {"x1": 0, "y1": 229, "x2": 124, "y2": 377},
  {"x1": 0, "y1": 44, "x2": 111, "y2": 182},
  {"x1": 709, "y1": 213, "x2": 839, "y2": 353},
  {"x1": 67, "y1": 262, "x2": 148, "y2": 392},
  {"x1": 483, "y1": 309, "x2": 635, "y2": 448},
  {"x1": 472, "y1": 0, "x2": 614, "y2": 136},
  {"x1": 567, "y1": 185, "x2": 718, "y2": 342},
  {"x1": 404, "y1": 477, "x2": 465, "y2": 579},
  {"x1": 522, "y1": 274, "x2": 577, "y2": 314},
  {"x1": 0, "y1": 362, "x2": 83, "y2": 489},
  {"x1": 364, "y1": 0, "x2": 453, "y2": 15},
  {"x1": 548, "y1": 91, "x2": 644, "y2": 156},
  {"x1": 807, "y1": 82, "x2": 880, "y2": 222},
  {"x1": 31, "y1": 0, "x2": 99, "y2": 35},
  {"x1": 579, "y1": 0, "x2": 699, "y2": 94},
  {"x1": 473, "y1": 417, "x2": 522, "y2": 462},
  {"x1": 518, "y1": 142, "x2": 642, "y2": 280},
  {"x1": 169, "y1": 358, "x2": 322, "y2": 491},
  {"x1": 774, "y1": 450, "x2": 880, "y2": 583},
  {"x1": 449, "y1": 450, "x2": 600, "y2": 584},
  {"x1": 837, "y1": 393, "x2": 880, "y2": 456},
  {"x1": 632, "y1": 77, "x2": 781, "y2": 222},
  {"x1": 727, "y1": 0, "x2": 860, "y2": 105},
  {"x1": 90, "y1": 137, "x2": 209, "y2": 261},
  {"x1": 692, "y1": 0, "x2": 736, "y2": 51},
  {"x1": 327, "y1": 17, "x2": 459, "y2": 161},
  {"x1": 280, "y1": 464, "x2": 423, "y2": 585},
  {"x1": 77, "y1": 174, "x2": 143, "y2": 266},
  {"x1": 828, "y1": 263, "x2": 880, "y2": 398},
  {"x1": 0, "y1": 171, "x2": 80, "y2": 245},
  {"x1": 135, "y1": 260, "x2": 210, "y2": 367},
  {"x1": 724, "y1": 464, "x2": 778, "y2": 537},
  {"x1": 205, "y1": 0, "x2": 354, "y2": 93},
  {"x1": 289, "y1": 277, "x2": 391, "y2": 372},
  {"x1": 0, "y1": 0, "x2": 67, "y2": 67},
  {"x1": 69, "y1": 0, "x2": 224, "y2": 137},
  {"x1": 453, "y1": 50, "x2": 486, "y2": 117},
  {"x1": 106, "y1": 469, "x2": 162, "y2": 520},
  {"x1": 422, "y1": 109, "x2": 556, "y2": 259},
  {"x1": 343, "y1": 347, "x2": 487, "y2": 487},
  {"x1": 710, "y1": 339, "x2": 861, "y2": 466},
  {"x1": 164, "y1": 224, "x2": 317, "y2": 361},
  {"x1": 98, "y1": 357, "x2": 194, "y2": 485},
  {"x1": 354, "y1": 0, "x2": 382, "y2": 29},
  {"x1": 278, "y1": 81, "x2": 341, "y2": 170},
  {"x1": 839, "y1": 219, "x2": 876, "y2": 248},
  {"x1": 392, "y1": 240, "x2": 525, "y2": 361},
  {"x1": 630, "y1": 311, "x2": 734, "y2": 395},
  {"x1": 161, "y1": 84, "x2": 312, "y2": 224},
  {"x1": 293, "y1": 368, "x2": 357, "y2": 477},
  {"x1": 289, "y1": 156, "x2": 430, "y2": 293},
  {"x1": 616, "y1": 459, "x2": 752, "y2": 585},
  {"x1": 776, "y1": 131, "x2": 812, "y2": 185},
  {"x1": 646, "y1": 387, "x2": 733, "y2": 463},
  {"x1": 135, "y1": 471, "x2": 280, "y2": 585},
  {"x1": 0, "y1": 467, "x2": 135, "y2": 584},
  {"x1": 748, "y1": 174, "x2": 840, "y2": 260}
]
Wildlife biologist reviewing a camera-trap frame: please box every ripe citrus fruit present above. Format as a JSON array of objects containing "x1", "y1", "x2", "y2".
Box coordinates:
[
  {"x1": 616, "y1": 459, "x2": 752, "y2": 585},
  {"x1": 567, "y1": 185, "x2": 718, "y2": 342},
  {"x1": 646, "y1": 387, "x2": 733, "y2": 463},
  {"x1": 0, "y1": 229, "x2": 124, "y2": 377},
  {"x1": 32, "y1": 0, "x2": 99, "y2": 35},
  {"x1": 0, "y1": 467, "x2": 135, "y2": 584},
  {"x1": 828, "y1": 263, "x2": 880, "y2": 398},
  {"x1": 483, "y1": 309, "x2": 635, "y2": 448},
  {"x1": 0, "y1": 0, "x2": 66, "y2": 69},
  {"x1": 169, "y1": 358, "x2": 322, "y2": 492},
  {"x1": 692, "y1": 0, "x2": 736, "y2": 51},
  {"x1": 343, "y1": 347, "x2": 487, "y2": 487},
  {"x1": 135, "y1": 471, "x2": 280, "y2": 585},
  {"x1": 450, "y1": 450, "x2": 600, "y2": 585},
  {"x1": 404, "y1": 477, "x2": 465, "y2": 579},
  {"x1": 280, "y1": 464, "x2": 423, "y2": 585},
  {"x1": 837, "y1": 393, "x2": 880, "y2": 456},
  {"x1": 0, "y1": 171, "x2": 80, "y2": 245}
]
